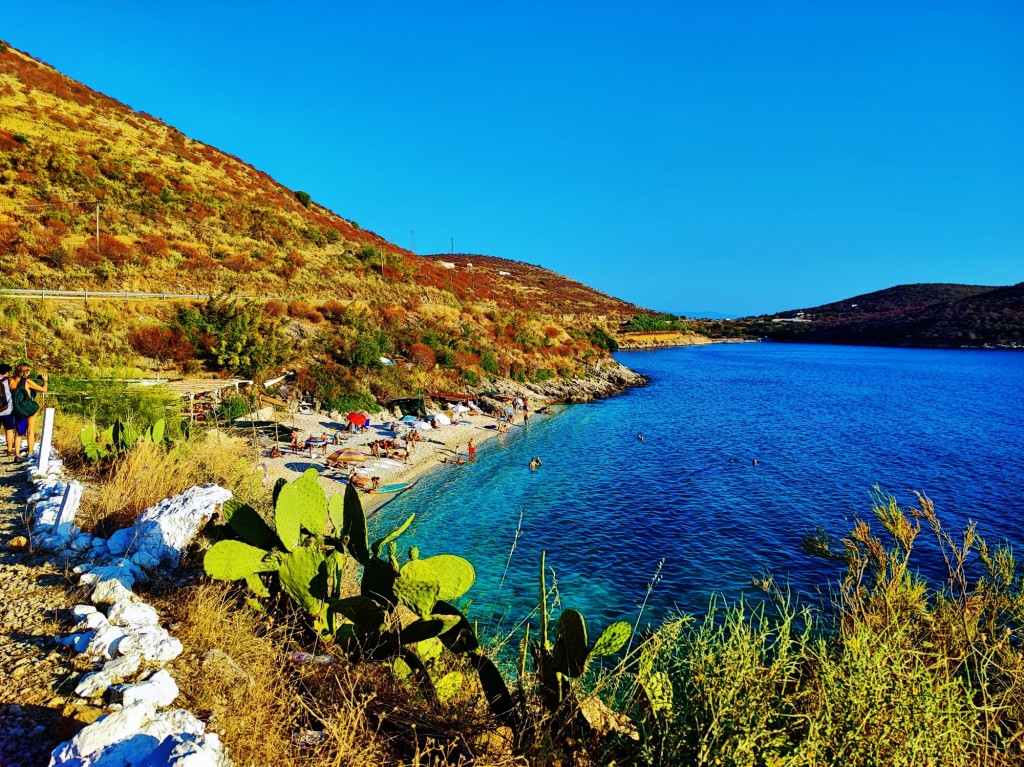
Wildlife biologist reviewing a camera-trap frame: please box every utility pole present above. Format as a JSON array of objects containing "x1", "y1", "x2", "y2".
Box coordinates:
[{"x1": 450, "y1": 237, "x2": 454, "y2": 255}]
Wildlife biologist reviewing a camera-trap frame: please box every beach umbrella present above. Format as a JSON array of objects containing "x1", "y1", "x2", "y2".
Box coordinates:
[
  {"x1": 411, "y1": 420, "x2": 433, "y2": 430},
  {"x1": 401, "y1": 415, "x2": 417, "y2": 422},
  {"x1": 432, "y1": 413, "x2": 452, "y2": 426},
  {"x1": 348, "y1": 412, "x2": 367, "y2": 426},
  {"x1": 451, "y1": 404, "x2": 470, "y2": 413}
]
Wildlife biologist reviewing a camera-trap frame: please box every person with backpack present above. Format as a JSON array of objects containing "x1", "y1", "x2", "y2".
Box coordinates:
[
  {"x1": 8, "y1": 362, "x2": 47, "y2": 458},
  {"x1": 0, "y1": 363, "x2": 15, "y2": 458}
]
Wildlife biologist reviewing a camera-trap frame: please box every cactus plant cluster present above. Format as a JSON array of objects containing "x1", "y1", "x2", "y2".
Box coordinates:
[
  {"x1": 202, "y1": 468, "x2": 519, "y2": 723},
  {"x1": 79, "y1": 417, "x2": 168, "y2": 462},
  {"x1": 529, "y1": 551, "x2": 632, "y2": 719}
]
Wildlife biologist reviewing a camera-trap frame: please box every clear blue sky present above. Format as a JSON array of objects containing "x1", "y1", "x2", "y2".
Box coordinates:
[{"x1": 5, "y1": 2, "x2": 1022, "y2": 315}]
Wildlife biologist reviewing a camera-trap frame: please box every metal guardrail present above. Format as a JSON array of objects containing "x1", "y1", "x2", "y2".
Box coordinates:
[{"x1": 0, "y1": 288, "x2": 258, "y2": 301}]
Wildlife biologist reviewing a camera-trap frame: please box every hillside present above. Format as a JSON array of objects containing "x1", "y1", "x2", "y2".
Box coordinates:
[
  {"x1": 0, "y1": 41, "x2": 642, "y2": 402},
  {"x1": 743, "y1": 282, "x2": 1024, "y2": 349}
]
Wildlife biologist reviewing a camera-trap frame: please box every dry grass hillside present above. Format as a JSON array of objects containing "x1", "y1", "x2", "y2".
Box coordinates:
[{"x1": 0, "y1": 41, "x2": 644, "y2": 399}]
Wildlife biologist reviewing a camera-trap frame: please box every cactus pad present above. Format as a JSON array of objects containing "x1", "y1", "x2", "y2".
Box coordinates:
[
  {"x1": 394, "y1": 573, "x2": 441, "y2": 618},
  {"x1": 553, "y1": 609, "x2": 589, "y2": 677},
  {"x1": 435, "y1": 672, "x2": 464, "y2": 703},
  {"x1": 432, "y1": 601, "x2": 480, "y2": 654},
  {"x1": 278, "y1": 546, "x2": 328, "y2": 613},
  {"x1": 341, "y1": 482, "x2": 371, "y2": 565},
  {"x1": 222, "y1": 499, "x2": 280, "y2": 550},
  {"x1": 329, "y1": 596, "x2": 386, "y2": 629},
  {"x1": 591, "y1": 621, "x2": 631, "y2": 657},
  {"x1": 204, "y1": 540, "x2": 273, "y2": 581},
  {"x1": 372, "y1": 513, "x2": 415, "y2": 558}
]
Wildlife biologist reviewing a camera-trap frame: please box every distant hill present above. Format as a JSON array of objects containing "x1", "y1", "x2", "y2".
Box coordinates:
[
  {"x1": 752, "y1": 283, "x2": 1024, "y2": 349},
  {"x1": 423, "y1": 254, "x2": 642, "y2": 321},
  {"x1": 0, "y1": 41, "x2": 644, "y2": 397}
]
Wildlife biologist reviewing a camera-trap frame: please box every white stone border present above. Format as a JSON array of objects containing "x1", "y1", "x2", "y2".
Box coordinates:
[{"x1": 23, "y1": 442, "x2": 234, "y2": 767}]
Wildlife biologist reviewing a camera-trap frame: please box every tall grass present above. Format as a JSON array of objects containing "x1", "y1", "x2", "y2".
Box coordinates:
[
  {"x1": 77, "y1": 430, "x2": 262, "y2": 534},
  {"x1": 639, "y1": 492, "x2": 1024, "y2": 767}
]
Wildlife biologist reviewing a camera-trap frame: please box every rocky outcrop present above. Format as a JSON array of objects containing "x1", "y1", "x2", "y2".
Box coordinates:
[
  {"x1": 615, "y1": 331, "x2": 714, "y2": 349},
  {"x1": 485, "y1": 360, "x2": 646, "y2": 405}
]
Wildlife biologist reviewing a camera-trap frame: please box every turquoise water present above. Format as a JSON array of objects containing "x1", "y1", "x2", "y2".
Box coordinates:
[{"x1": 371, "y1": 344, "x2": 1024, "y2": 634}]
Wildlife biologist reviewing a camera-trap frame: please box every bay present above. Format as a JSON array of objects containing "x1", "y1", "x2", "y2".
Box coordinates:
[{"x1": 371, "y1": 343, "x2": 1024, "y2": 635}]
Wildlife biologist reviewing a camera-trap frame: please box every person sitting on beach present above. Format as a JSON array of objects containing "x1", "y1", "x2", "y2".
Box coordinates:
[
  {"x1": 370, "y1": 441, "x2": 382, "y2": 458},
  {"x1": 268, "y1": 446, "x2": 283, "y2": 458},
  {"x1": 369, "y1": 476, "x2": 381, "y2": 493},
  {"x1": 348, "y1": 471, "x2": 370, "y2": 489},
  {"x1": 442, "y1": 456, "x2": 466, "y2": 465}
]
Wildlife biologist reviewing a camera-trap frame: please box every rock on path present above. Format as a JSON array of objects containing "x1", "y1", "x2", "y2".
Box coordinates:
[{"x1": 0, "y1": 458, "x2": 80, "y2": 766}]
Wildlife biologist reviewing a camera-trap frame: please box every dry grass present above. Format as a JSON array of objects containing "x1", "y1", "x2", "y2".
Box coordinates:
[
  {"x1": 162, "y1": 582, "x2": 524, "y2": 767},
  {"x1": 77, "y1": 429, "x2": 262, "y2": 534},
  {"x1": 161, "y1": 582, "x2": 305, "y2": 766}
]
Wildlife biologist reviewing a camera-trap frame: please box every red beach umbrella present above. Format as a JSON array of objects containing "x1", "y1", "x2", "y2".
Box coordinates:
[{"x1": 348, "y1": 412, "x2": 367, "y2": 426}]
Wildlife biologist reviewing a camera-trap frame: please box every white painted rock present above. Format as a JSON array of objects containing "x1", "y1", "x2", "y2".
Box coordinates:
[
  {"x1": 75, "y1": 651, "x2": 143, "y2": 698},
  {"x1": 121, "y1": 624, "x2": 184, "y2": 662},
  {"x1": 118, "y1": 669, "x2": 179, "y2": 707},
  {"x1": 48, "y1": 701, "x2": 230, "y2": 767},
  {"x1": 72, "y1": 605, "x2": 99, "y2": 620},
  {"x1": 105, "y1": 484, "x2": 232, "y2": 569},
  {"x1": 76, "y1": 559, "x2": 146, "y2": 604},
  {"x1": 107, "y1": 600, "x2": 160, "y2": 628},
  {"x1": 76, "y1": 611, "x2": 108, "y2": 631}
]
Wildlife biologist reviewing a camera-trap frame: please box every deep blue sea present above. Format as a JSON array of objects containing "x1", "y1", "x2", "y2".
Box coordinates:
[{"x1": 371, "y1": 344, "x2": 1024, "y2": 635}]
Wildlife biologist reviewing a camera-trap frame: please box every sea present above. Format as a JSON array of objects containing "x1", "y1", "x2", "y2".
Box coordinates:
[{"x1": 371, "y1": 343, "x2": 1024, "y2": 636}]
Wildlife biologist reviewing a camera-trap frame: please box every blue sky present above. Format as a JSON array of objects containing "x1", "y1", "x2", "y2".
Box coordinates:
[{"x1": 5, "y1": 2, "x2": 1022, "y2": 315}]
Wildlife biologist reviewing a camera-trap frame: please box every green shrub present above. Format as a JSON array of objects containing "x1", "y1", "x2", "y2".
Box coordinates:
[
  {"x1": 641, "y1": 493, "x2": 1023, "y2": 767},
  {"x1": 480, "y1": 352, "x2": 499, "y2": 376},
  {"x1": 294, "y1": 190, "x2": 311, "y2": 208},
  {"x1": 50, "y1": 377, "x2": 182, "y2": 437}
]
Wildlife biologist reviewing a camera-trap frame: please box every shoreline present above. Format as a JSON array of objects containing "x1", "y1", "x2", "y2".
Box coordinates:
[{"x1": 255, "y1": 360, "x2": 645, "y2": 515}]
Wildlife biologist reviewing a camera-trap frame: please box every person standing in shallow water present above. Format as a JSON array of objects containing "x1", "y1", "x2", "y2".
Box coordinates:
[{"x1": 468, "y1": 438, "x2": 476, "y2": 462}]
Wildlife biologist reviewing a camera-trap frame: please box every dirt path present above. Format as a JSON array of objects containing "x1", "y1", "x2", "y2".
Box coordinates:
[{"x1": 0, "y1": 459, "x2": 80, "y2": 767}]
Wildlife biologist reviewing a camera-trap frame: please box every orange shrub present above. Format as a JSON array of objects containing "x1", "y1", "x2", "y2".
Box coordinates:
[
  {"x1": 408, "y1": 343, "x2": 436, "y2": 371},
  {"x1": 97, "y1": 233, "x2": 133, "y2": 266},
  {"x1": 222, "y1": 254, "x2": 253, "y2": 273},
  {"x1": 320, "y1": 300, "x2": 347, "y2": 321},
  {"x1": 263, "y1": 300, "x2": 287, "y2": 318},
  {"x1": 137, "y1": 234, "x2": 169, "y2": 259},
  {"x1": 288, "y1": 300, "x2": 323, "y2": 322},
  {"x1": 128, "y1": 326, "x2": 195, "y2": 362}
]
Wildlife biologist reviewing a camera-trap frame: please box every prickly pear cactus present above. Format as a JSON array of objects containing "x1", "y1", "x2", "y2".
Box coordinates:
[
  {"x1": 204, "y1": 540, "x2": 274, "y2": 581},
  {"x1": 222, "y1": 500, "x2": 280, "y2": 550},
  {"x1": 275, "y1": 468, "x2": 326, "y2": 547},
  {"x1": 591, "y1": 621, "x2": 631, "y2": 657},
  {"x1": 394, "y1": 573, "x2": 441, "y2": 618},
  {"x1": 553, "y1": 609, "x2": 589, "y2": 678}
]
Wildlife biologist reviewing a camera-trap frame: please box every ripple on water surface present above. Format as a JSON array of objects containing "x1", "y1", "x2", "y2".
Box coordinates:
[{"x1": 372, "y1": 344, "x2": 1024, "y2": 633}]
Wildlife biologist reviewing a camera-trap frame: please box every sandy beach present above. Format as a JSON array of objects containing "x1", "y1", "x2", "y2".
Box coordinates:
[{"x1": 251, "y1": 399, "x2": 544, "y2": 516}]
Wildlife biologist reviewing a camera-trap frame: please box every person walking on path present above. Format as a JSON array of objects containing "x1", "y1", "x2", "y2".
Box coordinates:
[{"x1": 8, "y1": 363, "x2": 47, "y2": 458}]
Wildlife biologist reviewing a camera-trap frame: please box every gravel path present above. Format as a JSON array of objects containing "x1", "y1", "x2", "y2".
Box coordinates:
[{"x1": 0, "y1": 458, "x2": 81, "y2": 767}]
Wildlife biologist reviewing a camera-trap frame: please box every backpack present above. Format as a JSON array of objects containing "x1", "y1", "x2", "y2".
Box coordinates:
[{"x1": 12, "y1": 378, "x2": 39, "y2": 419}]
